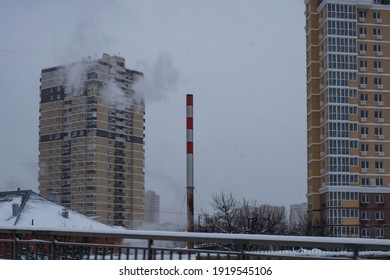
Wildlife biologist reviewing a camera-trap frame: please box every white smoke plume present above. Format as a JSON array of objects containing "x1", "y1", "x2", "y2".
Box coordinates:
[
  {"x1": 61, "y1": 53, "x2": 180, "y2": 109},
  {"x1": 133, "y1": 54, "x2": 181, "y2": 104}
]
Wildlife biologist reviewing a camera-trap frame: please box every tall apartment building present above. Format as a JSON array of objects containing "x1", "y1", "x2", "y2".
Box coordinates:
[
  {"x1": 306, "y1": 0, "x2": 390, "y2": 238},
  {"x1": 144, "y1": 190, "x2": 160, "y2": 224},
  {"x1": 38, "y1": 53, "x2": 145, "y2": 229}
]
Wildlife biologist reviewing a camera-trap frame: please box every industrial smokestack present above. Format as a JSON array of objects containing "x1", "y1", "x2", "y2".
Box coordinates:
[{"x1": 186, "y1": 94, "x2": 194, "y2": 242}]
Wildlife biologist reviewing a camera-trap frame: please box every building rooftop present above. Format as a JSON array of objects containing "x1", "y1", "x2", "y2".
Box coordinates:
[{"x1": 0, "y1": 190, "x2": 118, "y2": 231}]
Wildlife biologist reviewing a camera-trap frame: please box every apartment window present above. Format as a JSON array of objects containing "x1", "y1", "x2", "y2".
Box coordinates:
[
  {"x1": 361, "y1": 143, "x2": 369, "y2": 152},
  {"x1": 374, "y1": 111, "x2": 382, "y2": 119},
  {"x1": 361, "y1": 194, "x2": 370, "y2": 203},
  {"x1": 373, "y1": 44, "x2": 382, "y2": 53},
  {"x1": 360, "y1": 93, "x2": 368, "y2": 102},
  {"x1": 361, "y1": 211, "x2": 370, "y2": 220},
  {"x1": 375, "y1": 228, "x2": 384, "y2": 238},
  {"x1": 88, "y1": 152, "x2": 96, "y2": 158},
  {"x1": 374, "y1": 77, "x2": 382, "y2": 86},
  {"x1": 359, "y1": 27, "x2": 367, "y2": 36},
  {"x1": 374, "y1": 94, "x2": 382, "y2": 102},
  {"x1": 361, "y1": 127, "x2": 368, "y2": 135},
  {"x1": 360, "y1": 44, "x2": 368, "y2": 52},
  {"x1": 359, "y1": 11, "x2": 367, "y2": 19},
  {"x1": 375, "y1": 161, "x2": 383, "y2": 169},
  {"x1": 361, "y1": 228, "x2": 370, "y2": 238},
  {"x1": 375, "y1": 194, "x2": 384, "y2": 204},
  {"x1": 361, "y1": 110, "x2": 368, "y2": 118},
  {"x1": 376, "y1": 178, "x2": 383, "y2": 186},
  {"x1": 373, "y1": 11, "x2": 381, "y2": 19},
  {"x1": 86, "y1": 177, "x2": 96, "y2": 184},
  {"x1": 360, "y1": 60, "x2": 368, "y2": 69},
  {"x1": 375, "y1": 144, "x2": 383, "y2": 152},
  {"x1": 374, "y1": 127, "x2": 383, "y2": 136},
  {"x1": 87, "y1": 72, "x2": 97, "y2": 80},
  {"x1": 362, "y1": 178, "x2": 370, "y2": 186},
  {"x1": 375, "y1": 211, "x2": 384, "y2": 220},
  {"x1": 361, "y1": 160, "x2": 369, "y2": 169},
  {"x1": 360, "y1": 76, "x2": 368, "y2": 86},
  {"x1": 373, "y1": 28, "x2": 381, "y2": 36}
]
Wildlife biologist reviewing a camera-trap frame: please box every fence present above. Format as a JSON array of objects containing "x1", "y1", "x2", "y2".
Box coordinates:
[{"x1": 1, "y1": 228, "x2": 390, "y2": 260}]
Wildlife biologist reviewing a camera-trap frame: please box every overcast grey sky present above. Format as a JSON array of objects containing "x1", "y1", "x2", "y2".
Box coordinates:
[{"x1": 0, "y1": 0, "x2": 306, "y2": 224}]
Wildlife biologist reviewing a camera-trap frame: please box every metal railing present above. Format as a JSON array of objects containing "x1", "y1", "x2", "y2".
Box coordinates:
[{"x1": 1, "y1": 228, "x2": 390, "y2": 260}]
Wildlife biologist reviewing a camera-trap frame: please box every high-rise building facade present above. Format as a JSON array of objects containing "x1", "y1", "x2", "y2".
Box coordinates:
[
  {"x1": 306, "y1": 0, "x2": 390, "y2": 238},
  {"x1": 38, "y1": 53, "x2": 145, "y2": 229},
  {"x1": 144, "y1": 190, "x2": 160, "y2": 224}
]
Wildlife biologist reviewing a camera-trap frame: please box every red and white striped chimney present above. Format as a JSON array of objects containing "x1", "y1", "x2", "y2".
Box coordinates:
[{"x1": 186, "y1": 94, "x2": 194, "y2": 235}]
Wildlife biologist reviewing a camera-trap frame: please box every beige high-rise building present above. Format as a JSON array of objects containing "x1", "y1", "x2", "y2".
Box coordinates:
[
  {"x1": 38, "y1": 53, "x2": 145, "y2": 229},
  {"x1": 144, "y1": 190, "x2": 160, "y2": 224},
  {"x1": 306, "y1": 0, "x2": 390, "y2": 238}
]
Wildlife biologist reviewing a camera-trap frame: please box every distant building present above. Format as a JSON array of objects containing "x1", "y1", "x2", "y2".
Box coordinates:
[
  {"x1": 144, "y1": 190, "x2": 160, "y2": 224},
  {"x1": 38, "y1": 53, "x2": 145, "y2": 229},
  {"x1": 290, "y1": 203, "x2": 307, "y2": 226},
  {"x1": 306, "y1": 0, "x2": 390, "y2": 238}
]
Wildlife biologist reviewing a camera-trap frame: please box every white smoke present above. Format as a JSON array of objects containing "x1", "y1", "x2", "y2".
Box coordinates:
[
  {"x1": 63, "y1": 61, "x2": 88, "y2": 97},
  {"x1": 133, "y1": 54, "x2": 181, "y2": 104},
  {"x1": 61, "y1": 53, "x2": 180, "y2": 109}
]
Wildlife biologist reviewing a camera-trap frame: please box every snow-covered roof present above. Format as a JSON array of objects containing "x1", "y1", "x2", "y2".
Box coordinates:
[{"x1": 0, "y1": 190, "x2": 117, "y2": 231}]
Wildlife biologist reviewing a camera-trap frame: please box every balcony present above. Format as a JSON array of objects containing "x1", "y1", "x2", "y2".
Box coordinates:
[
  {"x1": 115, "y1": 150, "x2": 125, "y2": 157},
  {"x1": 115, "y1": 175, "x2": 125, "y2": 181},
  {"x1": 114, "y1": 214, "x2": 125, "y2": 220},
  {"x1": 115, "y1": 142, "x2": 125, "y2": 149},
  {"x1": 114, "y1": 190, "x2": 124, "y2": 196},
  {"x1": 114, "y1": 184, "x2": 125, "y2": 190},
  {"x1": 114, "y1": 198, "x2": 125, "y2": 204},
  {"x1": 115, "y1": 158, "x2": 125, "y2": 164},
  {"x1": 115, "y1": 166, "x2": 125, "y2": 173}
]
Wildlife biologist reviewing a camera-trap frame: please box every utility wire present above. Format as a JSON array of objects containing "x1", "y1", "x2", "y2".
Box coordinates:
[{"x1": 0, "y1": 48, "x2": 68, "y2": 60}]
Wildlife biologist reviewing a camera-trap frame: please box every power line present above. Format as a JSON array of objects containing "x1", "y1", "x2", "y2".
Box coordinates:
[{"x1": 0, "y1": 48, "x2": 68, "y2": 60}]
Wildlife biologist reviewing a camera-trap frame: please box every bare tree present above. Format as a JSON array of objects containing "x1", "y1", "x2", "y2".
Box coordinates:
[
  {"x1": 210, "y1": 192, "x2": 239, "y2": 233},
  {"x1": 197, "y1": 192, "x2": 288, "y2": 235},
  {"x1": 288, "y1": 212, "x2": 312, "y2": 236}
]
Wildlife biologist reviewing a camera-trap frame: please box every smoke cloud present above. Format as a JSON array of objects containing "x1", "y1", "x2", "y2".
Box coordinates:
[
  {"x1": 133, "y1": 54, "x2": 181, "y2": 104},
  {"x1": 61, "y1": 53, "x2": 180, "y2": 110}
]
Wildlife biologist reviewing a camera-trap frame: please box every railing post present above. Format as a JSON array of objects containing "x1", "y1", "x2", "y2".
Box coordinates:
[
  {"x1": 12, "y1": 234, "x2": 17, "y2": 260},
  {"x1": 237, "y1": 243, "x2": 246, "y2": 260},
  {"x1": 147, "y1": 239, "x2": 154, "y2": 260},
  {"x1": 50, "y1": 236, "x2": 56, "y2": 260},
  {"x1": 353, "y1": 248, "x2": 359, "y2": 260}
]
